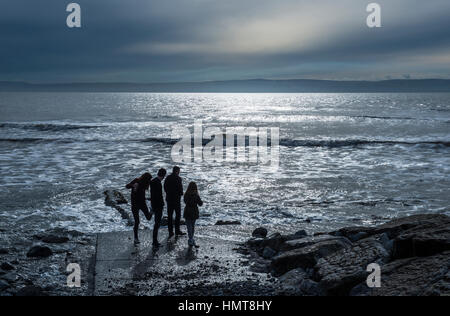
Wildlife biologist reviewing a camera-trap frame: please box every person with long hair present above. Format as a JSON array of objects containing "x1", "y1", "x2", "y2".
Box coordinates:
[
  {"x1": 183, "y1": 182, "x2": 203, "y2": 248},
  {"x1": 126, "y1": 172, "x2": 153, "y2": 245}
]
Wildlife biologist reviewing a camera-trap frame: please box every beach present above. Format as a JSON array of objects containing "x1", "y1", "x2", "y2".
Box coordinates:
[{"x1": 1, "y1": 205, "x2": 449, "y2": 296}]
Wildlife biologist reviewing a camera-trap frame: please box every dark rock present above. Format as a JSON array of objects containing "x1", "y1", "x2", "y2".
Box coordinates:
[
  {"x1": 0, "y1": 280, "x2": 10, "y2": 291},
  {"x1": 262, "y1": 247, "x2": 277, "y2": 259},
  {"x1": 271, "y1": 238, "x2": 352, "y2": 276},
  {"x1": 281, "y1": 235, "x2": 350, "y2": 252},
  {"x1": 16, "y1": 285, "x2": 47, "y2": 296},
  {"x1": 1, "y1": 262, "x2": 14, "y2": 271},
  {"x1": 104, "y1": 190, "x2": 133, "y2": 226},
  {"x1": 252, "y1": 227, "x2": 268, "y2": 238},
  {"x1": 294, "y1": 230, "x2": 308, "y2": 238},
  {"x1": 248, "y1": 232, "x2": 317, "y2": 254},
  {"x1": 331, "y1": 226, "x2": 376, "y2": 240},
  {"x1": 246, "y1": 237, "x2": 264, "y2": 249},
  {"x1": 27, "y1": 246, "x2": 53, "y2": 258},
  {"x1": 330, "y1": 214, "x2": 450, "y2": 242},
  {"x1": 250, "y1": 260, "x2": 270, "y2": 273},
  {"x1": 104, "y1": 190, "x2": 128, "y2": 205},
  {"x1": 279, "y1": 268, "x2": 307, "y2": 294},
  {"x1": 299, "y1": 279, "x2": 325, "y2": 296},
  {"x1": 282, "y1": 230, "x2": 309, "y2": 242},
  {"x1": 315, "y1": 238, "x2": 390, "y2": 296},
  {"x1": 215, "y1": 220, "x2": 241, "y2": 226},
  {"x1": 257, "y1": 233, "x2": 285, "y2": 253},
  {"x1": 392, "y1": 223, "x2": 450, "y2": 259},
  {"x1": 41, "y1": 235, "x2": 70, "y2": 244},
  {"x1": 348, "y1": 232, "x2": 369, "y2": 242},
  {"x1": 349, "y1": 283, "x2": 372, "y2": 296},
  {"x1": 373, "y1": 214, "x2": 450, "y2": 239},
  {"x1": 369, "y1": 251, "x2": 450, "y2": 296},
  {"x1": 267, "y1": 214, "x2": 450, "y2": 296},
  {"x1": 379, "y1": 233, "x2": 394, "y2": 255},
  {"x1": 2, "y1": 272, "x2": 17, "y2": 283},
  {"x1": 0, "y1": 248, "x2": 8, "y2": 255}
]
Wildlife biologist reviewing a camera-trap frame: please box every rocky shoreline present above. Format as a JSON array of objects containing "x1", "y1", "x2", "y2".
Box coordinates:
[
  {"x1": 243, "y1": 213, "x2": 450, "y2": 296},
  {"x1": 0, "y1": 227, "x2": 96, "y2": 296},
  {"x1": 1, "y1": 189, "x2": 448, "y2": 296}
]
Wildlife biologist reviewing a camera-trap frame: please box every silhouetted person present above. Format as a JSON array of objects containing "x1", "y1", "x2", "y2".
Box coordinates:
[
  {"x1": 126, "y1": 172, "x2": 153, "y2": 245},
  {"x1": 150, "y1": 168, "x2": 167, "y2": 247},
  {"x1": 183, "y1": 182, "x2": 203, "y2": 248},
  {"x1": 164, "y1": 166, "x2": 185, "y2": 238}
]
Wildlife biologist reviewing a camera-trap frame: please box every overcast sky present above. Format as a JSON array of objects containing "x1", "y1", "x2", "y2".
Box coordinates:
[{"x1": 1, "y1": 0, "x2": 449, "y2": 83}]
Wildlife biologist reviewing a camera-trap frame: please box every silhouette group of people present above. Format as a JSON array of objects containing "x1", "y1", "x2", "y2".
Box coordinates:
[{"x1": 126, "y1": 166, "x2": 203, "y2": 249}]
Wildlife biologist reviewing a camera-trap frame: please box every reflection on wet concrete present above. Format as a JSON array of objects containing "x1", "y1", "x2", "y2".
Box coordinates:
[{"x1": 93, "y1": 225, "x2": 288, "y2": 295}]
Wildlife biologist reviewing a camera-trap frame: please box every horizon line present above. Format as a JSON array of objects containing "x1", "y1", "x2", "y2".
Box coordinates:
[{"x1": 1, "y1": 78, "x2": 450, "y2": 85}]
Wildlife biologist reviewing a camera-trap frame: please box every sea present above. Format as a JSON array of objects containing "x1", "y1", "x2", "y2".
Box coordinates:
[{"x1": 0, "y1": 92, "x2": 449, "y2": 237}]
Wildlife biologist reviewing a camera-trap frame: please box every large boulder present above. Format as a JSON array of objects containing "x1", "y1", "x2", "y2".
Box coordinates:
[
  {"x1": 104, "y1": 190, "x2": 133, "y2": 226},
  {"x1": 365, "y1": 251, "x2": 450, "y2": 296},
  {"x1": 315, "y1": 238, "x2": 391, "y2": 295},
  {"x1": 299, "y1": 279, "x2": 325, "y2": 296},
  {"x1": 392, "y1": 223, "x2": 450, "y2": 259},
  {"x1": 372, "y1": 214, "x2": 450, "y2": 239},
  {"x1": 247, "y1": 233, "x2": 286, "y2": 254},
  {"x1": 265, "y1": 214, "x2": 450, "y2": 296},
  {"x1": 271, "y1": 238, "x2": 352, "y2": 276},
  {"x1": 104, "y1": 190, "x2": 128, "y2": 205},
  {"x1": 26, "y1": 246, "x2": 53, "y2": 258},
  {"x1": 330, "y1": 214, "x2": 450, "y2": 241},
  {"x1": 278, "y1": 268, "x2": 307, "y2": 295}
]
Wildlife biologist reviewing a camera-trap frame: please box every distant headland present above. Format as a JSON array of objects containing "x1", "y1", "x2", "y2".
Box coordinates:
[{"x1": 1, "y1": 79, "x2": 450, "y2": 93}]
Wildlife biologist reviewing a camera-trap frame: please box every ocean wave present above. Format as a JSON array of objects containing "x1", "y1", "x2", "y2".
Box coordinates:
[
  {"x1": 280, "y1": 139, "x2": 450, "y2": 148},
  {"x1": 352, "y1": 115, "x2": 419, "y2": 121},
  {"x1": 1, "y1": 136, "x2": 449, "y2": 148},
  {"x1": 141, "y1": 137, "x2": 179, "y2": 145},
  {"x1": 0, "y1": 137, "x2": 78, "y2": 143},
  {"x1": 0, "y1": 122, "x2": 103, "y2": 132},
  {"x1": 0, "y1": 138, "x2": 47, "y2": 143},
  {"x1": 141, "y1": 136, "x2": 450, "y2": 148}
]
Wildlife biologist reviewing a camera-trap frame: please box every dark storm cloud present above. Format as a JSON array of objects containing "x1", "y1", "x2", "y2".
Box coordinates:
[{"x1": 0, "y1": 0, "x2": 449, "y2": 82}]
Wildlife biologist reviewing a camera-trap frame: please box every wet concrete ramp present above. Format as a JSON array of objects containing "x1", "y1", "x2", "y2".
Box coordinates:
[{"x1": 93, "y1": 225, "x2": 276, "y2": 296}]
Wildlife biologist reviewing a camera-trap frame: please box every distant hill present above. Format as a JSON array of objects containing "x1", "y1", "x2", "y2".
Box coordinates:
[{"x1": 1, "y1": 79, "x2": 450, "y2": 92}]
